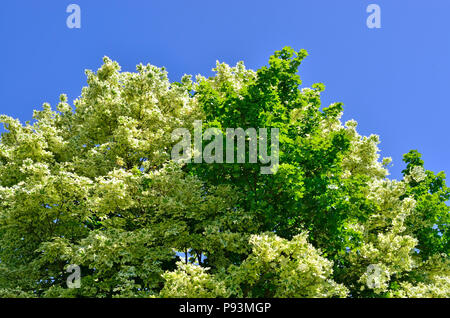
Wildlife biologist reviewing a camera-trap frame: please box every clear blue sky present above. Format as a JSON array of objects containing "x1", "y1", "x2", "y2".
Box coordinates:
[{"x1": 1, "y1": 0, "x2": 449, "y2": 180}]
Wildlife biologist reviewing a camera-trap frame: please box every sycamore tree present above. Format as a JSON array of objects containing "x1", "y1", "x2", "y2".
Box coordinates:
[{"x1": 0, "y1": 48, "x2": 448, "y2": 298}]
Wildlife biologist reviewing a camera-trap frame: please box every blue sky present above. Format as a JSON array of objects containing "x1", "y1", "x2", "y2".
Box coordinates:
[{"x1": 0, "y1": 0, "x2": 449, "y2": 180}]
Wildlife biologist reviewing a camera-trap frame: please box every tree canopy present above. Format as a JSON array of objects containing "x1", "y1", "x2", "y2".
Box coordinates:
[{"x1": 0, "y1": 47, "x2": 448, "y2": 298}]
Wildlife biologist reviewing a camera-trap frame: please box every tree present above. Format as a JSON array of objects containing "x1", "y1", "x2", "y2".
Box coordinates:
[{"x1": 0, "y1": 48, "x2": 448, "y2": 298}]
